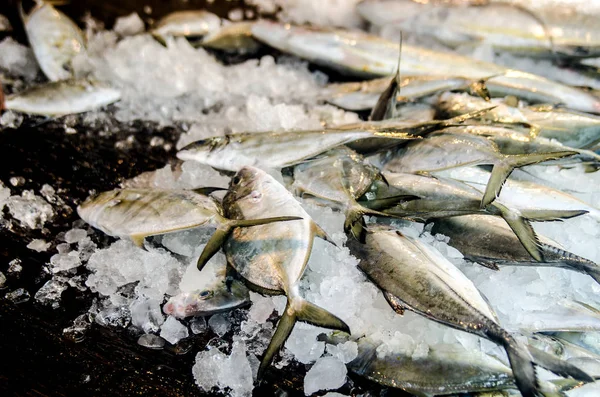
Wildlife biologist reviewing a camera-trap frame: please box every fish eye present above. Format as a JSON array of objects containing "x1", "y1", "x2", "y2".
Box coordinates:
[
  {"x1": 199, "y1": 290, "x2": 213, "y2": 299},
  {"x1": 232, "y1": 175, "x2": 242, "y2": 185}
]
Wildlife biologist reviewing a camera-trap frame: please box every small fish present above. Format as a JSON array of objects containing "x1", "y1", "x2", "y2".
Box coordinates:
[
  {"x1": 0, "y1": 14, "x2": 12, "y2": 32},
  {"x1": 2, "y1": 79, "x2": 121, "y2": 116},
  {"x1": 347, "y1": 225, "x2": 593, "y2": 397},
  {"x1": 215, "y1": 166, "x2": 350, "y2": 377},
  {"x1": 430, "y1": 215, "x2": 600, "y2": 283},
  {"x1": 361, "y1": 172, "x2": 587, "y2": 262},
  {"x1": 151, "y1": 10, "x2": 221, "y2": 43},
  {"x1": 200, "y1": 21, "x2": 261, "y2": 53},
  {"x1": 163, "y1": 260, "x2": 250, "y2": 319},
  {"x1": 438, "y1": 92, "x2": 600, "y2": 148},
  {"x1": 384, "y1": 131, "x2": 575, "y2": 207},
  {"x1": 77, "y1": 187, "x2": 300, "y2": 248},
  {"x1": 20, "y1": 1, "x2": 86, "y2": 81},
  {"x1": 250, "y1": 21, "x2": 600, "y2": 113}
]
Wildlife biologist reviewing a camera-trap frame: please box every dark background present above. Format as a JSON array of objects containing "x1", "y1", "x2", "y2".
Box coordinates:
[{"x1": 0, "y1": 1, "x2": 399, "y2": 396}]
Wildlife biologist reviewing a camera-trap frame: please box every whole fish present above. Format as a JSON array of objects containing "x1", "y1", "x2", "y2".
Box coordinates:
[
  {"x1": 216, "y1": 166, "x2": 350, "y2": 376},
  {"x1": 430, "y1": 214, "x2": 600, "y2": 283},
  {"x1": 361, "y1": 172, "x2": 587, "y2": 262},
  {"x1": 250, "y1": 21, "x2": 600, "y2": 113},
  {"x1": 151, "y1": 10, "x2": 221, "y2": 43},
  {"x1": 0, "y1": 14, "x2": 12, "y2": 32},
  {"x1": 200, "y1": 22, "x2": 261, "y2": 53},
  {"x1": 291, "y1": 146, "x2": 405, "y2": 233},
  {"x1": 20, "y1": 1, "x2": 86, "y2": 81},
  {"x1": 383, "y1": 131, "x2": 575, "y2": 207},
  {"x1": 77, "y1": 187, "x2": 300, "y2": 248},
  {"x1": 438, "y1": 93, "x2": 600, "y2": 148},
  {"x1": 441, "y1": 167, "x2": 600, "y2": 221},
  {"x1": 357, "y1": 0, "x2": 600, "y2": 59},
  {"x1": 163, "y1": 260, "x2": 250, "y2": 319},
  {"x1": 176, "y1": 111, "x2": 486, "y2": 172},
  {"x1": 347, "y1": 225, "x2": 592, "y2": 397},
  {"x1": 324, "y1": 75, "x2": 491, "y2": 111},
  {"x1": 2, "y1": 79, "x2": 121, "y2": 116}
]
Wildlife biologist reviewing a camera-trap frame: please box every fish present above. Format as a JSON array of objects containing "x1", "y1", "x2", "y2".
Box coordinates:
[
  {"x1": 527, "y1": 334, "x2": 600, "y2": 370},
  {"x1": 438, "y1": 93, "x2": 600, "y2": 148},
  {"x1": 347, "y1": 225, "x2": 593, "y2": 397},
  {"x1": 151, "y1": 10, "x2": 221, "y2": 43},
  {"x1": 216, "y1": 166, "x2": 350, "y2": 377},
  {"x1": 2, "y1": 79, "x2": 121, "y2": 116},
  {"x1": 518, "y1": 301, "x2": 600, "y2": 333},
  {"x1": 291, "y1": 146, "x2": 411, "y2": 233},
  {"x1": 200, "y1": 21, "x2": 261, "y2": 53},
  {"x1": 360, "y1": 172, "x2": 587, "y2": 262},
  {"x1": 440, "y1": 166, "x2": 600, "y2": 221},
  {"x1": 549, "y1": 332, "x2": 600, "y2": 357},
  {"x1": 430, "y1": 214, "x2": 600, "y2": 283},
  {"x1": 0, "y1": 14, "x2": 12, "y2": 32},
  {"x1": 20, "y1": 1, "x2": 86, "y2": 81},
  {"x1": 323, "y1": 75, "x2": 492, "y2": 111},
  {"x1": 163, "y1": 260, "x2": 250, "y2": 319},
  {"x1": 383, "y1": 131, "x2": 575, "y2": 207},
  {"x1": 77, "y1": 187, "x2": 300, "y2": 248},
  {"x1": 250, "y1": 21, "x2": 600, "y2": 113},
  {"x1": 357, "y1": 0, "x2": 600, "y2": 59}
]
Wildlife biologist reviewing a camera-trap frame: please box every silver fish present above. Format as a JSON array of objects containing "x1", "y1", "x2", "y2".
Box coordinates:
[
  {"x1": 77, "y1": 187, "x2": 300, "y2": 247},
  {"x1": 20, "y1": 1, "x2": 86, "y2": 81},
  {"x1": 383, "y1": 131, "x2": 575, "y2": 207},
  {"x1": 151, "y1": 10, "x2": 221, "y2": 43},
  {"x1": 347, "y1": 225, "x2": 593, "y2": 397},
  {"x1": 358, "y1": 0, "x2": 600, "y2": 59},
  {"x1": 430, "y1": 214, "x2": 600, "y2": 283},
  {"x1": 3, "y1": 79, "x2": 121, "y2": 116},
  {"x1": 518, "y1": 301, "x2": 600, "y2": 333},
  {"x1": 250, "y1": 21, "x2": 600, "y2": 113},
  {"x1": 550, "y1": 332, "x2": 600, "y2": 356},
  {"x1": 438, "y1": 93, "x2": 600, "y2": 148},
  {"x1": 216, "y1": 166, "x2": 350, "y2": 376},
  {"x1": 200, "y1": 21, "x2": 261, "y2": 53},
  {"x1": 362, "y1": 172, "x2": 587, "y2": 262}
]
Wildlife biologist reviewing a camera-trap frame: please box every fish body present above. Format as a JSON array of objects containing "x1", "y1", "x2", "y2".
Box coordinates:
[
  {"x1": 221, "y1": 166, "x2": 349, "y2": 375},
  {"x1": 357, "y1": 0, "x2": 600, "y2": 59},
  {"x1": 4, "y1": 79, "x2": 121, "y2": 116},
  {"x1": 21, "y1": 2, "x2": 86, "y2": 81},
  {"x1": 250, "y1": 21, "x2": 600, "y2": 113},
  {"x1": 518, "y1": 301, "x2": 600, "y2": 333},
  {"x1": 550, "y1": 332, "x2": 600, "y2": 356},
  {"x1": 430, "y1": 214, "x2": 600, "y2": 283},
  {"x1": 347, "y1": 225, "x2": 589, "y2": 397},
  {"x1": 200, "y1": 21, "x2": 261, "y2": 53},
  {"x1": 439, "y1": 93, "x2": 600, "y2": 148},
  {"x1": 151, "y1": 10, "x2": 221, "y2": 42}
]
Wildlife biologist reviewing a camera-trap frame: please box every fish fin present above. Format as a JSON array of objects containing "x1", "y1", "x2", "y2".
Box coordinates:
[
  {"x1": 130, "y1": 234, "x2": 146, "y2": 247},
  {"x1": 358, "y1": 194, "x2": 420, "y2": 212},
  {"x1": 383, "y1": 291, "x2": 406, "y2": 315},
  {"x1": 369, "y1": 32, "x2": 402, "y2": 121},
  {"x1": 520, "y1": 209, "x2": 588, "y2": 222},
  {"x1": 441, "y1": 106, "x2": 497, "y2": 127},
  {"x1": 294, "y1": 298, "x2": 350, "y2": 333},
  {"x1": 468, "y1": 73, "x2": 503, "y2": 102},
  {"x1": 496, "y1": 204, "x2": 544, "y2": 262},
  {"x1": 501, "y1": 334, "x2": 541, "y2": 397},
  {"x1": 258, "y1": 299, "x2": 296, "y2": 379},
  {"x1": 343, "y1": 197, "x2": 418, "y2": 233},
  {"x1": 192, "y1": 187, "x2": 227, "y2": 196},
  {"x1": 196, "y1": 216, "x2": 302, "y2": 271},
  {"x1": 312, "y1": 222, "x2": 337, "y2": 246},
  {"x1": 481, "y1": 151, "x2": 578, "y2": 207},
  {"x1": 467, "y1": 256, "x2": 501, "y2": 271},
  {"x1": 528, "y1": 346, "x2": 594, "y2": 382}
]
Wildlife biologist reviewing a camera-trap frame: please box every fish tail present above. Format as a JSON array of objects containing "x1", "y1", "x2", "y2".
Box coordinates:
[
  {"x1": 196, "y1": 216, "x2": 302, "y2": 271},
  {"x1": 493, "y1": 331, "x2": 541, "y2": 397},
  {"x1": 481, "y1": 150, "x2": 578, "y2": 207},
  {"x1": 257, "y1": 297, "x2": 350, "y2": 379},
  {"x1": 495, "y1": 203, "x2": 544, "y2": 262},
  {"x1": 528, "y1": 346, "x2": 594, "y2": 383},
  {"x1": 344, "y1": 196, "x2": 418, "y2": 235},
  {"x1": 368, "y1": 31, "x2": 402, "y2": 122},
  {"x1": 540, "y1": 242, "x2": 600, "y2": 285},
  {"x1": 519, "y1": 209, "x2": 588, "y2": 222}
]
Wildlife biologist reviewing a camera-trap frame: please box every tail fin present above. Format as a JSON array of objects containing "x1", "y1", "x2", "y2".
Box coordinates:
[
  {"x1": 528, "y1": 346, "x2": 594, "y2": 382},
  {"x1": 369, "y1": 32, "x2": 402, "y2": 122},
  {"x1": 196, "y1": 216, "x2": 302, "y2": 271},
  {"x1": 502, "y1": 334, "x2": 540, "y2": 397},
  {"x1": 258, "y1": 297, "x2": 349, "y2": 379},
  {"x1": 495, "y1": 203, "x2": 544, "y2": 262},
  {"x1": 520, "y1": 209, "x2": 588, "y2": 221},
  {"x1": 540, "y1": 242, "x2": 600, "y2": 285},
  {"x1": 481, "y1": 151, "x2": 578, "y2": 207},
  {"x1": 344, "y1": 197, "x2": 418, "y2": 233}
]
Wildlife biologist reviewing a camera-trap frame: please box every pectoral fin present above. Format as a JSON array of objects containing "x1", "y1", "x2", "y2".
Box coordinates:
[{"x1": 313, "y1": 222, "x2": 337, "y2": 247}]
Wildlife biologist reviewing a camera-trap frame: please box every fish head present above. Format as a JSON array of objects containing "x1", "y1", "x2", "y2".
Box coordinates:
[
  {"x1": 163, "y1": 281, "x2": 249, "y2": 318},
  {"x1": 176, "y1": 136, "x2": 229, "y2": 164},
  {"x1": 163, "y1": 289, "x2": 215, "y2": 318},
  {"x1": 77, "y1": 189, "x2": 122, "y2": 225},
  {"x1": 223, "y1": 166, "x2": 272, "y2": 216}
]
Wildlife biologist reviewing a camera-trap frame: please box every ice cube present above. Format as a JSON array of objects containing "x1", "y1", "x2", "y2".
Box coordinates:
[
  {"x1": 285, "y1": 324, "x2": 325, "y2": 364},
  {"x1": 113, "y1": 13, "x2": 145, "y2": 37},
  {"x1": 35, "y1": 279, "x2": 67, "y2": 308},
  {"x1": 248, "y1": 292, "x2": 275, "y2": 323},
  {"x1": 50, "y1": 252, "x2": 82, "y2": 273},
  {"x1": 190, "y1": 317, "x2": 208, "y2": 334},
  {"x1": 0, "y1": 271, "x2": 5, "y2": 289},
  {"x1": 327, "y1": 341, "x2": 358, "y2": 364},
  {"x1": 209, "y1": 313, "x2": 231, "y2": 337},
  {"x1": 137, "y1": 334, "x2": 166, "y2": 350},
  {"x1": 27, "y1": 239, "x2": 50, "y2": 252},
  {"x1": 5, "y1": 288, "x2": 30, "y2": 304},
  {"x1": 0, "y1": 37, "x2": 39, "y2": 79},
  {"x1": 130, "y1": 297, "x2": 165, "y2": 333},
  {"x1": 95, "y1": 303, "x2": 131, "y2": 328},
  {"x1": 7, "y1": 259, "x2": 22, "y2": 274},
  {"x1": 160, "y1": 316, "x2": 189, "y2": 344},
  {"x1": 64, "y1": 228, "x2": 88, "y2": 244},
  {"x1": 304, "y1": 356, "x2": 347, "y2": 396},
  {"x1": 6, "y1": 190, "x2": 54, "y2": 229}
]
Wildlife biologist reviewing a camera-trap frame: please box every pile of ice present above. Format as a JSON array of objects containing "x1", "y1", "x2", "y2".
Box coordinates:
[{"x1": 0, "y1": 182, "x2": 55, "y2": 230}]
